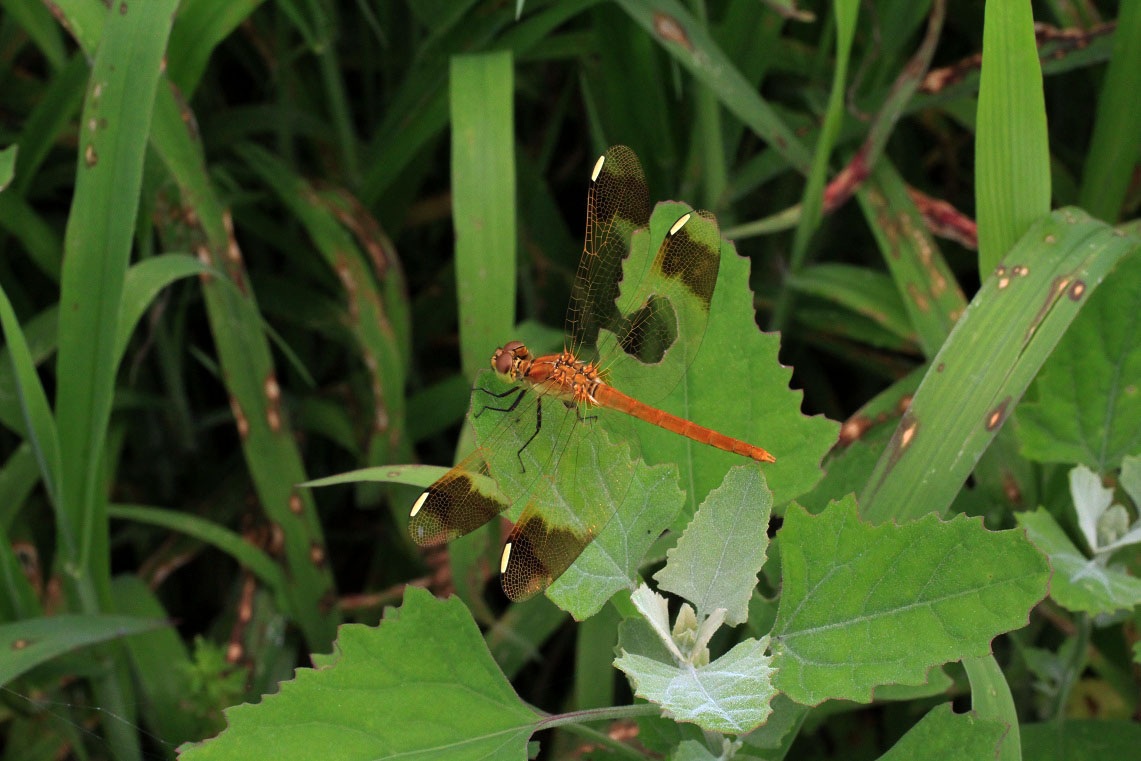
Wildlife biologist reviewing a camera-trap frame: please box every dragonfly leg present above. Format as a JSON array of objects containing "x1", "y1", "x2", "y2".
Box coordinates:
[
  {"x1": 472, "y1": 385, "x2": 526, "y2": 417},
  {"x1": 513, "y1": 397, "x2": 542, "y2": 473},
  {"x1": 569, "y1": 401, "x2": 598, "y2": 424}
]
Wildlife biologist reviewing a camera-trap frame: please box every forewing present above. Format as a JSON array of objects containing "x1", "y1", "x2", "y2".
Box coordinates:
[{"x1": 566, "y1": 145, "x2": 651, "y2": 355}]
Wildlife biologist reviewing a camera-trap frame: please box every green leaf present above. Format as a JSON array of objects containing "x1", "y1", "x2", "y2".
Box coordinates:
[
  {"x1": 546, "y1": 443, "x2": 684, "y2": 619},
  {"x1": 1018, "y1": 250, "x2": 1141, "y2": 471},
  {"x1": 1016, "y1": 508, "x2": 1141, "y2": 616},
  {"x1": 654, "y1": 466, "x2": 772, "y2": 626},
  {"x1": 962, "y1": 655, "x2": 1020, "y2": 761},
  {"x1": 1078, "y1": 0, "x2": 1141, "y2": 221},
  {"x1": 301, "y1": 464, "x2": 450, "y2": 490},
  {"x1": 614, "y1": 0, "x2": 810, "y2": 173},
  {"x1": 1021, "y1": 719, "x2": 1141, "y2": 760},
  {"x1": 1122, "y1": 454, "x2": 1141, "y2": 506},
  {"x1": 0, "y1": 614, "x2": 166, "y2": 685},
  {"x1": 612, "y1": 204, "x2": 837, "y2": 510},
  {"x1": 111, "y1": 575, "x2": 203, "y2": 745},
  {"x1": 788, "y1": 264, "x2": 916, "y2": 346},
  {"x1": 861, "y1": 209, "x2": 1139, "y2": 522},
  {"x1": 179, "y1": 588, "x2": 539, "y2": 760},
  {"x1": 450, "y1": 51, "x2": 516, "y2": 380},
  {"x1": 855, "y1": 157, "x2": 968, "y2": 357},
  {"x1": 116, "y1": 253, "x2": 209, "y2": 365},
  {"x1": 615, "y1": 627, "x2": 775, "y2": 734},
  {"x1": 879, "y1": 704, "x2": 1007, "y2": 761},
  {"x1": 0, "y1": 144, "x2": 16, "y2": 192},
  {"x1": 975, "y1": 0, "x2": 1050, "y2": 271},
  {"x1": 107, "y1": 504, "x2": 291, "y2": 613},
  {"x1": 0, "y1": 289, "x2": 61, "y2": 511},
  {"x1": 772, "y1": 497, "x2": 1049, "y2": 705}
]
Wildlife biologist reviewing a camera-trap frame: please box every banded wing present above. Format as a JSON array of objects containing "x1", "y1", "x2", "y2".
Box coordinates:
[
  {"x1": 410, "y1": 147, "x2": 655, "y2": 601},
  {"x1": 411, "y1": 374, "x2": 605, "y2": 601},
  {"x1": 570, "y1": 146, "x2": 723, "y2": 403},
  {"x1": 599, "y1": 205, "x2": 721, "y2": 403},
  {"x1": 566, "y1": 145, "x2": 651, "y2": 356},
  {"x1": 411, "y1": 146, "x2": 728, "y2": 603},
  {"x1": 502, "y1": 206, "x2": 726, "y2": 600}
]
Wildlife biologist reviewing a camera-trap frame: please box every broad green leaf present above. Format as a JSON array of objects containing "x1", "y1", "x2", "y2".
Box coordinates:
[
  {"x1": 1016, "y1": 509, "x2": 1141, "y2": 616},
  {"x1": 861, "y1": 209, "x2": 1139, "y2": 522},
  {"x1": 654, "y1": 466, "x2": 772, "y2": 626},
  {"x1": 615, "y1": 626, "x2": 775, "y2": 734},
  {"x1": 1018, "y1": 250, "x2": 1141, "y2": 471},
  {"x1": 179, "y1": 588, "x2": 539, "y2": 760},
  {"x1": 738, "y1": 694, "x2": 806, "y2": 755},
  {"x1": 609, "y1": 204, "x2": 836, "y2": 510},
  {"x1": 673, "y1": 740, "x2": 721, "y2": 761},
  {"x1": 879, "y1": 704, "x2": 1007, "y2": 761},
  {"x1": 547, "y1": 448, "x2": 683, "y2": 619},
  {"x1": 772, "y1": 497, "x2": 1049, "y2": 705},
  {"x1": 1021, "y1": 719, "x2": 1141, "y2": 760},
  {"x1": 0, "y1": 614, "x2": 166, "y2": 685},
  {"x1": 874, "y1": 668, "x2": 955, "y2": 702}
]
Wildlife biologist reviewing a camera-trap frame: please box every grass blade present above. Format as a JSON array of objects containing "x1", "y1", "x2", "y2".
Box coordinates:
[
  {"x1": 1077, "y1": 0, "x2": 1141, "y2": 222},
  {"x1": 975, "y1": 0, "x2": 1050, "y2": 271},
  {"x1": 860, "y1": 209, "x2": 1138, "y2": 522},
  {"x1": 450, "y1": 51, "x2": 517, "y2": 379}
]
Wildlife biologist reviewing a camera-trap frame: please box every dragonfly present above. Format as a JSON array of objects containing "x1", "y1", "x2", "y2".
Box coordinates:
[{"x1": 411, "y1": 145, "x2": 775, "y2": 602}]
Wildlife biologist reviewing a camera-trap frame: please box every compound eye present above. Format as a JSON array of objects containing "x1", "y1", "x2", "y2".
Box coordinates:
[{"x1": 493, "y1": 349, "x2": 514, "y2": 374}]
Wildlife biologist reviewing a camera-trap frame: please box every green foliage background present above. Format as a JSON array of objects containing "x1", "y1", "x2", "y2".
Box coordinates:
[{"x1": 0, "y1": 1, "x2": 1138, "y2": 760}]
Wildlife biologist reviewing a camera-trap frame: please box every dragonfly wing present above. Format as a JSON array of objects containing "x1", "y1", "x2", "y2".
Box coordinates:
[
  {"x1": 501, "y1": 498, "x2": 595, "y2": 602},
  {"x1": 498, "y1": 416, "x2": 639, "y2": 601},
  {"x1": 566, "y1": 145, "x2": 651, "y2": 355},
  {"x1": 602, "y1": 206, "x2": 722, "y2": 403},
  {"x1": 409, "y1": 452, "x2": 509, "y2": 546},
  {"x1": 410, "y1": 371, "x2": 589, "y2": 548}
]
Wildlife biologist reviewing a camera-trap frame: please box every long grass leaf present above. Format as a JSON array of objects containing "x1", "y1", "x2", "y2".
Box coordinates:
[
  {"x1": 1077, "y1": 0, "x2": 1141, "y2": 222},
  {"x1": 975, "y1": 0, "x2": 1050, "y2": 271},
  {"x1": 450, "y1": 52, "x2": 517, "y2": 379},
  {"x1": 861, "y1": 210, "x2": 1138, "y2": 521},
  {"x1": 0, "y1": 289, "x2": 61, "y2": 515}
]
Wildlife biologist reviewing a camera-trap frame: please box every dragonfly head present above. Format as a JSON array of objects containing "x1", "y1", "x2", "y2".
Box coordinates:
[{"x1": 492, "y1": 341, "x2": 531, "y2": 379}]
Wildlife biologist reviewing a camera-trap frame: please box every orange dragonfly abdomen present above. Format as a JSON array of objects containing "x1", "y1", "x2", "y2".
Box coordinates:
[{"x1": 592, "y1": 384, "x2": 776, "y2": 463}]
